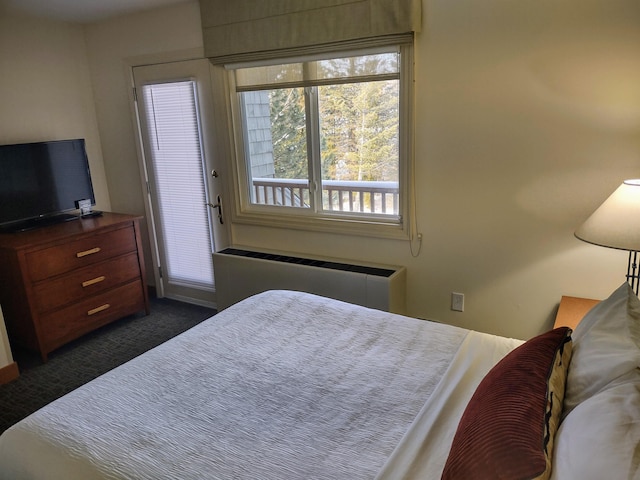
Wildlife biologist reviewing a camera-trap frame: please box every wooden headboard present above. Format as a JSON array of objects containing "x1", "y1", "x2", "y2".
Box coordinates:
[{"x1": 553, "y1": 296, "x2": 600, "y2": 330}]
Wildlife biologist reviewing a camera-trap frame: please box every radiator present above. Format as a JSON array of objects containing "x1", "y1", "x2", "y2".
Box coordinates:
[{"x1": 213, "y1": 247, "x2": 406, "y2": 313}]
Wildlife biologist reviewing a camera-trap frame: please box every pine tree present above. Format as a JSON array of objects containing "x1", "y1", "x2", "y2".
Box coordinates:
[
  {"x1": 266, "y1": 54, "x2": 399, "y2": 184},
  {"x1": 269, "y1": 88, "x2": 307, "y2": 179}
]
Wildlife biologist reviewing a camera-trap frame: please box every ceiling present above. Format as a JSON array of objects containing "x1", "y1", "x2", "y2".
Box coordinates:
[{"x1": 0, "y1": 0, "x2": 194, "y2": 24}]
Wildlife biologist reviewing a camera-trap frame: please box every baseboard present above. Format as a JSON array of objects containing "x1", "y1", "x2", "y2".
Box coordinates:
[{"x1": 0, "y1": 361, "x2": 19, "y2": 385}]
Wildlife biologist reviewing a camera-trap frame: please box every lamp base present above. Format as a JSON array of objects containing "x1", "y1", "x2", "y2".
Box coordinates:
[{"x1": 626, "y1": 251, "x2": 639, "y2": 296}]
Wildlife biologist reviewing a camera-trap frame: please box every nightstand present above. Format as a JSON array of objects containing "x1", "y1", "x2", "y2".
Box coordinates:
[{"x1": 554, "y1": 296, "x2": 600, "y2": 330}]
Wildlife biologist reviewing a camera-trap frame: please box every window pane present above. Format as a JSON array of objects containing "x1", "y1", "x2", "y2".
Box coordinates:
[
  {"x1": 316, "y1": 52, "x2": 399, "y2": 81},
  {"x1": 319, "y1": 80, "x2": 399, "y2": 215},
  {"x1": 236, "y1": 63, "x2": 304, "y2": 89},
  {"x1": 240, "y1": 88, "x2": 310, "y2": 208},
  {"x1": 235, "y1": 51, "x2": 399, "y2": 90}
]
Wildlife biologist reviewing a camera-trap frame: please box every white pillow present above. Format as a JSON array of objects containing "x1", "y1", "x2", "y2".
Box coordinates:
[
  {"x1": 563, "y1": 282, "x2": 640, "y2": 417},
  {"x1": 551, "y1": 382, "x2": 640, "y2": 480}
]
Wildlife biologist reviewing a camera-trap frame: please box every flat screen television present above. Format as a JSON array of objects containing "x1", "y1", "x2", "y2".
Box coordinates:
[{"x1": 0, "y1": 139, "x2": 96, "y2": 232}]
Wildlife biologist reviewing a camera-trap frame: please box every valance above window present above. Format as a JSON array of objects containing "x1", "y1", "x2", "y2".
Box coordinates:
[{"x1": 200, "y1": 0, "x2": 422, "y2": 65}]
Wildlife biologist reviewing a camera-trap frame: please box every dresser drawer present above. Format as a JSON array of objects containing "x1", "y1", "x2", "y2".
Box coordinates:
[
  {"x1": 40, "y1": 280, "x2": 146, "y2": 352},
  {"x1": 26, "y1": 225, "x2": 137, "y2": 281},
  {"x1": 32, "y1": 253, "x2": 142, "y2": 313}
]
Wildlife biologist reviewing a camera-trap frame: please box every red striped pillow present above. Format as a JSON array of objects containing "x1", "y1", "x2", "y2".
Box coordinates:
[{"x1": 441, "y1": 327, "x2": 572, "y2": 480}]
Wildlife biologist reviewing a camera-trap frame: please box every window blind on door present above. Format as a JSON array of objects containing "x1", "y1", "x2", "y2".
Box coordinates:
[{"x1": 142, "y1": 81, "x2": 215, "y2": 289}]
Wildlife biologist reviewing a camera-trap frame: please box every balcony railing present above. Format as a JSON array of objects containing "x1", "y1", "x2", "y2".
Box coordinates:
[{"x1": 252, "y1": 177, "x2": 399, "y2": 215}]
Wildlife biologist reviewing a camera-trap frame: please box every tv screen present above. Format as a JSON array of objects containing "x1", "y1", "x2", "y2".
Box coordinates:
[{"x1": 0, "y1": 139, "x2": 96, "y2": 231}]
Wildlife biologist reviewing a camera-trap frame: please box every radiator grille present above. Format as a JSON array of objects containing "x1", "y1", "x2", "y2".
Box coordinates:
[
  {"x1": 213, "y1": 248, "x2": 406, "y2": 313},
  {"x1": 219, "y1": 248, "x2": 396, "y2": 277}
]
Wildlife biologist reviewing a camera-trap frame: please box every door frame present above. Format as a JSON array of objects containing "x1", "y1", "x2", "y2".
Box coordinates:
[{"x1": 126, "y1": 52, "x2": 232, "y2": 306}]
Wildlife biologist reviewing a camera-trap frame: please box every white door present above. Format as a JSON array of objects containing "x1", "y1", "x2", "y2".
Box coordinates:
[{"x1": 133, "y1": 59, "x2": 229, "y2": 307}]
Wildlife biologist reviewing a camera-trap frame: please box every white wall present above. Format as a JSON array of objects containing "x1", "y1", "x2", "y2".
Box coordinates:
[
  {"x1": 5, "y1": 0, "x2": 638, "y2": 340},
  {"x1": 410, "y1": 0, "x2": 639, "y2": 337},
  {"x1": 0, "y1": 8, "x2": 111, "y2": 211}
]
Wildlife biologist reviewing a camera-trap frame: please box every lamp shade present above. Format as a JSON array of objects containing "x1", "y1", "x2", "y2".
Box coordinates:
[{"x1": 575, "y1": 179, "x2": 640, "y2": 252}]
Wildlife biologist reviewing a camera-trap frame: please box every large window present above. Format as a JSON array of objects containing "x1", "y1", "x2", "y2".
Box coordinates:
[{"x1": 228, "y1": 44, "x2": 413, "y2": 236}]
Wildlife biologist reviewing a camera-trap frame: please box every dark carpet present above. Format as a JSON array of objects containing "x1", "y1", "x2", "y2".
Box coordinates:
[{"x1": 0, "y1": 296, "x2": 216, "y2": 435}]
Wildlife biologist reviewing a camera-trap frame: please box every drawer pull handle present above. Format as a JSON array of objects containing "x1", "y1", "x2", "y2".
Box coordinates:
[
  {"x1": 76, "y1": 247, "x2": 101, "y2": 258},
  {"x1": 87, "y1": 304, "x2": 110, "y2": 316},
  {"x1": 82, "y1": 276, "x2": 106, "y2": 288}
]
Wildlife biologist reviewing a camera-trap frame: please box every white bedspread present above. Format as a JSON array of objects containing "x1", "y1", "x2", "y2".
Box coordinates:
[
  {"x1": 376, "y1": 330, "x2": 523, "y2": 479},
  {"x1": 0, "y1": 290, "x2": 519, "y2": 479}
]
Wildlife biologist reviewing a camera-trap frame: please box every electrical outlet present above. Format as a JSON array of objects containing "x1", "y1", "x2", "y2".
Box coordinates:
[{"x1": 451, "y1": 292, "x2": 464, "y2": 312}]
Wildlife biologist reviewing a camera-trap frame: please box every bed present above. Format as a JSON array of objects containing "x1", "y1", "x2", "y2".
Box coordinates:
[{"x1": 0, "y1": 283, "x2": 638, "y2": 479}]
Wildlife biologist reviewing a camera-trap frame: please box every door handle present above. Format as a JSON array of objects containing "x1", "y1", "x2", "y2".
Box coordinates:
[{"x1": 206, "y1": 195, "x2": 224, "y2": 224}]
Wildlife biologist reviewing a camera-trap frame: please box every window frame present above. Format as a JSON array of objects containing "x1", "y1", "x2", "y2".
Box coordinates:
[{"x1": 226, "y1": 42, "x2": 414, "y2": 239}]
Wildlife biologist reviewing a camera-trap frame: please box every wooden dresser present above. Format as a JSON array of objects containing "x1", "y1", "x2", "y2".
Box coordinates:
[{"x1": 0, "y1": 212, "x2": 149, "y2": 361}]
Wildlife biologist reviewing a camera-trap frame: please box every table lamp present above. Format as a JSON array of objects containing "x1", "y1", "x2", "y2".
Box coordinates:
[{"x1": 575, "y1": 179, "x2": 640, "y2": 295}]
